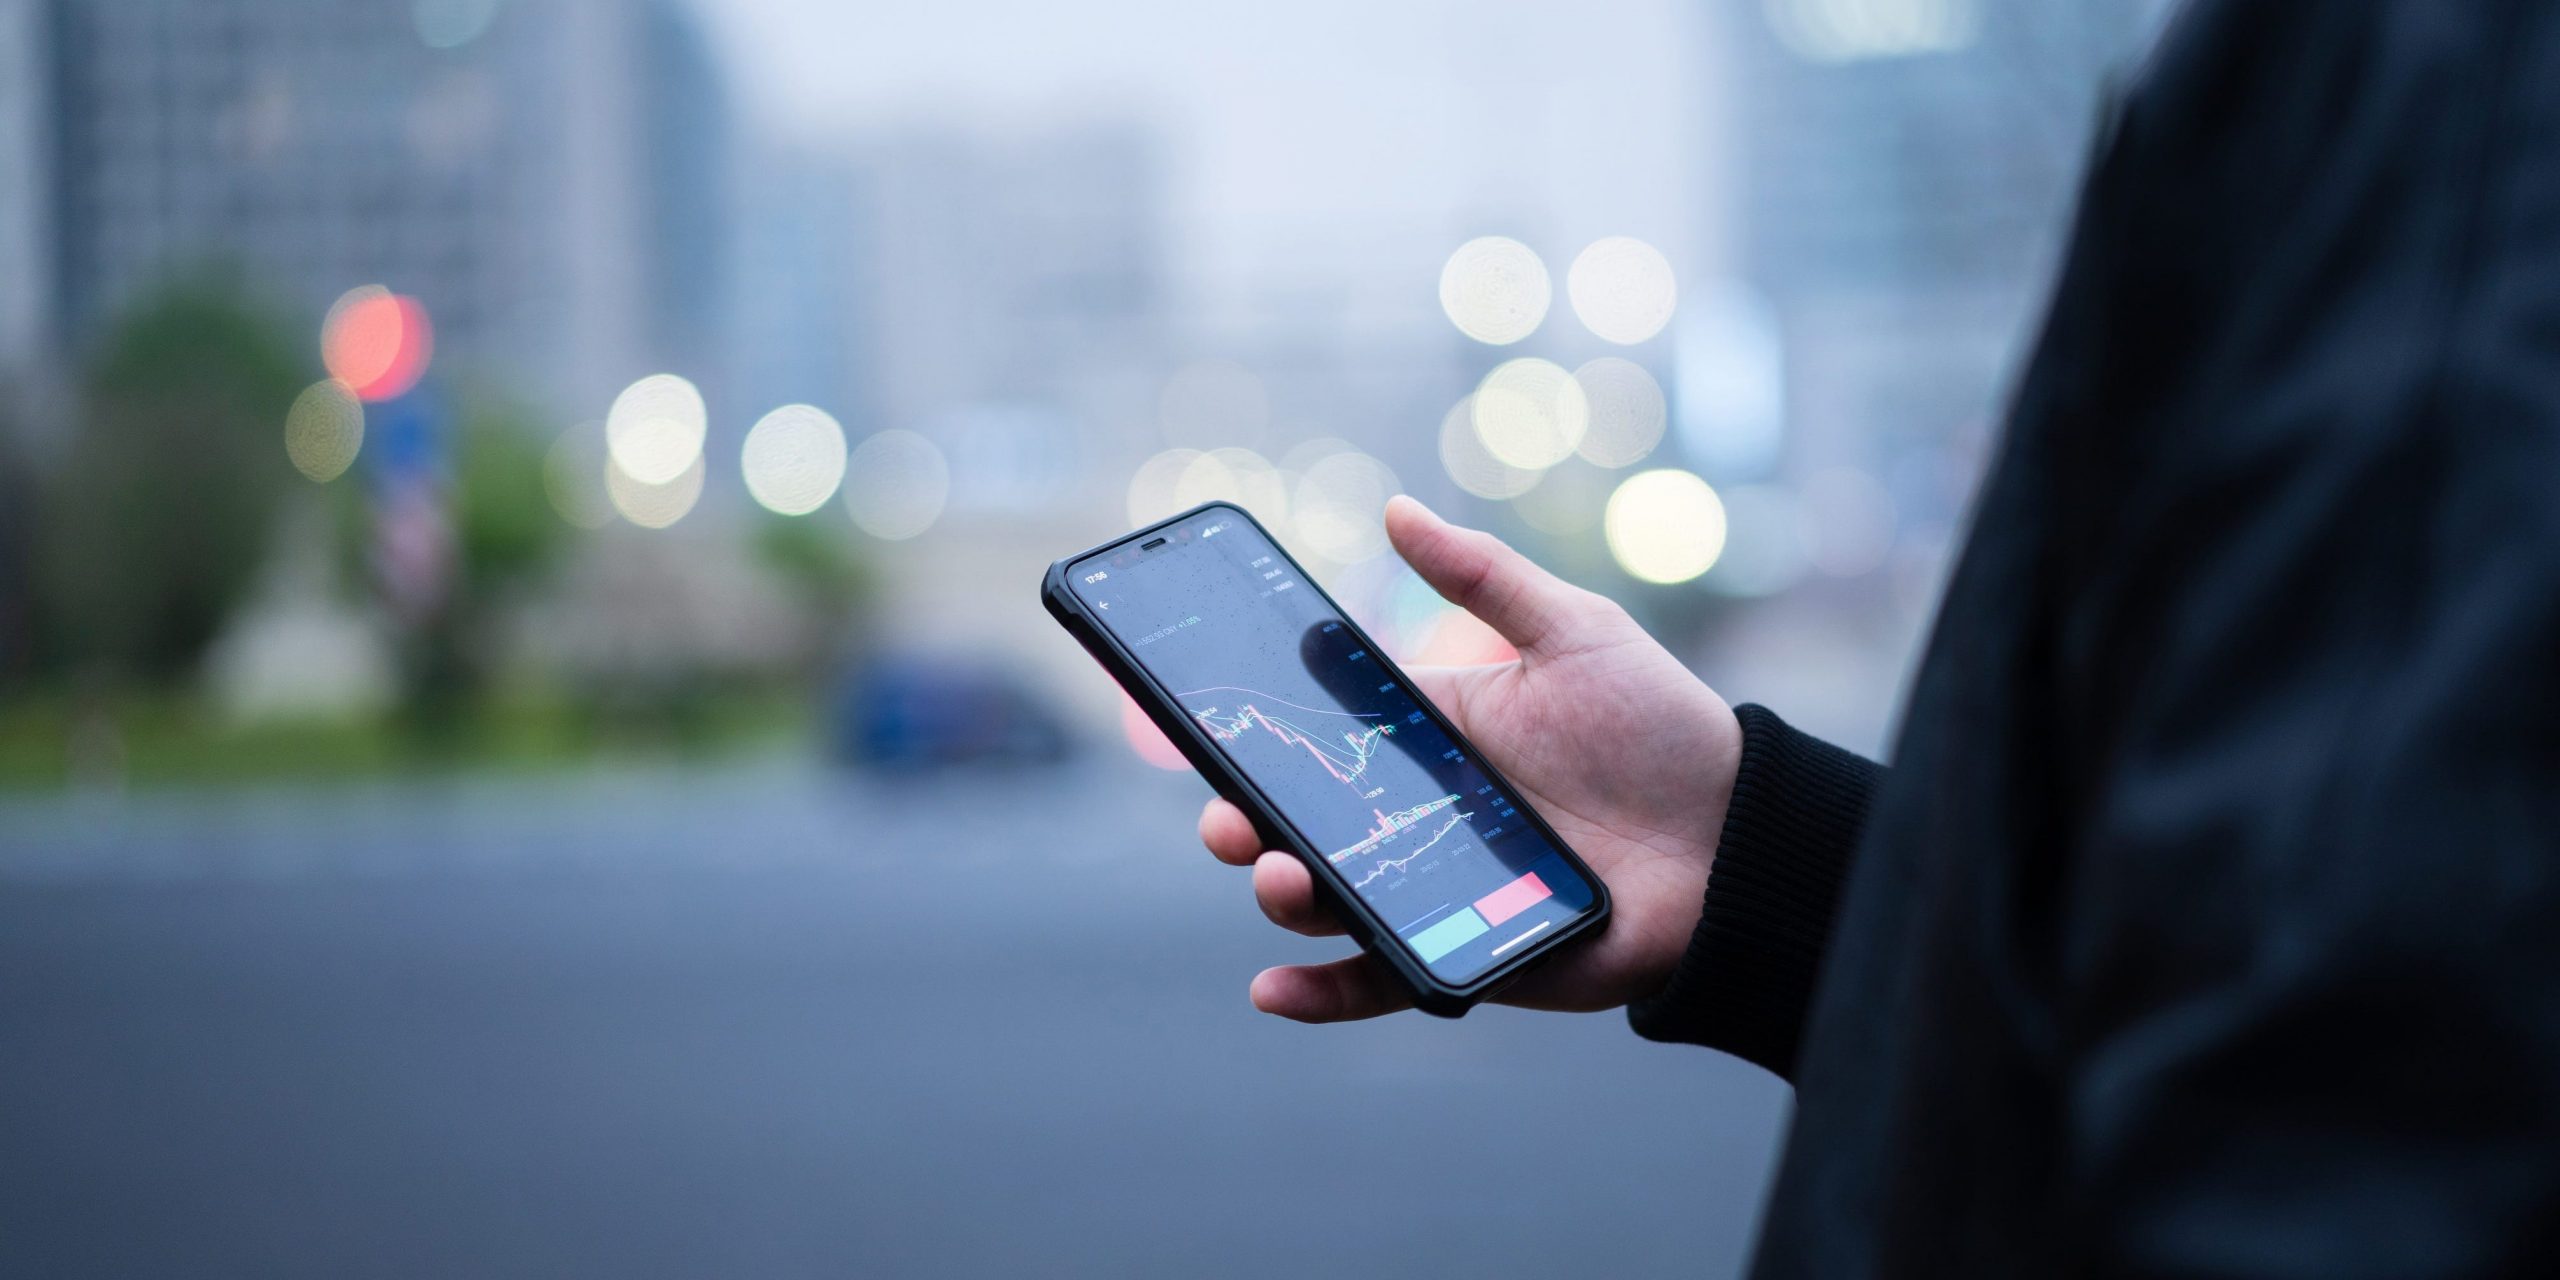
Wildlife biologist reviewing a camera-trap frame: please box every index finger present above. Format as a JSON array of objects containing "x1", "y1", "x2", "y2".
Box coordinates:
[{"x1": 1198, "y1": 797, "x2": 1266, "y2": 866}]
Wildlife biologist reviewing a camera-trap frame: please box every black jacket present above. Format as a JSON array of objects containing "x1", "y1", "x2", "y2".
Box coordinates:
[{"x1": 1631, "y1": 1, "x2": 2560, "y2": 1273}]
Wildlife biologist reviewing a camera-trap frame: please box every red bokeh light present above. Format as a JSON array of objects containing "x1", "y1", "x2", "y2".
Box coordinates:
[{"x1": 321, "y1": 287, "x2": 434, "y2": 402}]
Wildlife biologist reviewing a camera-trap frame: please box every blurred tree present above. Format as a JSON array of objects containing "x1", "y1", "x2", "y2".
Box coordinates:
[
  {"x1": 389, "y1": 387, "x2": 567, "y2": 741},
  {"x1": 0, "y1": 399, "x2": 35, "y2": 688},
  {"x1": 36, "y1": 279, "x2": 303, "y2": 686}
]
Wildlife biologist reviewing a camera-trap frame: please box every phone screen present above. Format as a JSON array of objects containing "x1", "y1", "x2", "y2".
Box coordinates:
[{"x1": 1071, "y1": 506, "x2": 1600, "y2": 986}]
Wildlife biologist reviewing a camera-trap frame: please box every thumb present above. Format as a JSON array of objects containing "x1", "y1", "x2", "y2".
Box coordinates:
[{"x1": 1385, "y1": 495, "x2": 1593, "y2": 655}]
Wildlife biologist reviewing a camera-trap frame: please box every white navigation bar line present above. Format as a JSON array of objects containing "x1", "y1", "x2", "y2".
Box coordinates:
[{"x1": 1488, "y1": 919, "x2": 1555, "y2": 959}]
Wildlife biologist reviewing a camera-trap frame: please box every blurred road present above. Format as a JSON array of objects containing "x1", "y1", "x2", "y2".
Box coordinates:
[{"x1": 0, "y1": 761, "x2": 1789, "y2": 1279}]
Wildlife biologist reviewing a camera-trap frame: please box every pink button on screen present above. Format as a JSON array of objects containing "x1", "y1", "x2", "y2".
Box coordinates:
[{"x1": 1473, "y1": 870, "x2": 1552, "y2": 928}]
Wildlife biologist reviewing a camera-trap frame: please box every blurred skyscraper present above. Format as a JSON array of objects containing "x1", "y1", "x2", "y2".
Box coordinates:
[
  {"x1": 0, "y1": 0, "x2": 50, "y2": 391},
  {"x1": 1703, "y1": 0, "x2": 2171, "y2": 522},
  {"x1": 17, "y1": 0, "x2": 730, "y2": 418},
  {"x1": 857, "y1": 120, "x2": 1169, "y2": 516}
]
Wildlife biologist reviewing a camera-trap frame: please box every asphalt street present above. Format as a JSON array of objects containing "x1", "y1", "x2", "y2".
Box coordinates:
[{"x1": 0, "y1": 759, "x2": 1790, "y2": 1278}]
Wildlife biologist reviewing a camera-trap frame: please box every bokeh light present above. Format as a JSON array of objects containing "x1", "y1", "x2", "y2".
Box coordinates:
[
  {"x1": 1803, "y1": 466, "x2": 1898, "y2": 577},
  {"x1": 1438, "y1": 395, "x2": 1541, "y2": 500},
  {"x1": 1292, "y1": 450, "x2": 1401, "y2": 564},
  {"x1": 543, "y1": 421, "x2": 614, "y2": 530},
  {"x1": 321, "y1": 286, "x2": 434, "y2": 402},
  {"x1": 1764, "y1": 0, "x2": 1980, "y2": 63},
  {"x1": 412, "y1": 0, "x2": 500, "y2": 49},
  {"x1": 740, "y1": 404, "x2": 849, "y2": 516},
  {"x1": 283, "y1": 379, "x2": 364, "y2": 483},
  {"x1": 1158, "y1": 359, "x2": 1270, "y2": 450},
  {"x1": 1511, "y1": 457, "x2": 1608, "y2": 536},
  {"x1": 607, "y1": 452, "x2": 705, "y2": 530},
  {"x1": 1278, "y1": 436, "x2": 1359, "y2": 479},
  {"x1": 1471, "y1": 357, "x2": 1589, "y2": 471},
  {"x1": 1567, "y1": 237, "x2": 1678, "y2": 345},
  {"x1": 1127, "y1": 447, "x2": 1203, "y2": 527},
  {"x1": 1174, "y1": 446, "x2": 1289, "y2": 530},
  {"x1": 1705, "y1": 483, "x2": 1812, "y2": 597},
  {"x1": 1438, "y1": 236, "x2": 1551, "y2": 345},
  {"x1": 843, "y1": 429, "x2": 950, "y2": 540},
  {"x1": 1121, "y1": 695, "x2": 1189, "y2": 771},
  {"x1": 606, "y1": 373, "x2": 708, "y2": 487},
  {"x1": 1604, "y1": 469, "x2": 1727, "y2": 584},
  {"x1": 1572, "y1": 357, "x2": 1668, "y2": 468}
]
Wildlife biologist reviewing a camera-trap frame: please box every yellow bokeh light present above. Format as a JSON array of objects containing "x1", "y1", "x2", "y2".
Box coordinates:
[
  {"x1": 1604, "y1": 469, "x2": 1727, "y2": 584},
  {"x1": 1292, "y1": 450, "x2": 1401, "y2": 563},
  {"x1": 544, "y1": 421, "x2": 614, "y2": 530},
  {"x1": 1568, "y1": 236, "x2": 1678, "y2": 345},
  {"x1": 283, "y1": 379, "x2": 364, "y2": 482},
  {"x1": 740, "y1": 404, "x2": 849, "y2": 516},
  {"x1": 1573, "y1": 357, "x2": 1667, "y2": 468},
  {"x1": 1472, "y1": 357, "x2": 1589, "y2": 471},
  {"x1": 607, "y1": 451, "x2": 705, "y2": 530},
  {"x1": 1438, "y1": 395, "x2": 1541, "y2": 500},
  {"x1": 1439, "y1": 236, "x2": 1551, "y2": 346},
  {"x1": 843, "y1": 429, "x2": 949, "y2": 540},
  {"x1": 605, "y1": 373, "x2": 707, "y2": 486}
]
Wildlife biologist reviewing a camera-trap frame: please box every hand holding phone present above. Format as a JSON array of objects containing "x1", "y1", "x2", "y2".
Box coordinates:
[
  {"x1": 1202, "y1": 497, "x2": 1744, "y2": 1021},
  {"x1": 1047, "y1": 493, "x2": 1741, "y2": 1019}
]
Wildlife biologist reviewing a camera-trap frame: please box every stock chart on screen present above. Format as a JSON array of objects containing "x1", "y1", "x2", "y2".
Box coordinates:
[{"x1": 1071, "y1": 509, "x2": 1596, "y2": 984}]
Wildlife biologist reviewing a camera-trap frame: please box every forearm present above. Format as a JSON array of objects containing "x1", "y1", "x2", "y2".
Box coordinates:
[{"x1": 1627, "y1": 704, "x2": 1882, "y2": 1080}]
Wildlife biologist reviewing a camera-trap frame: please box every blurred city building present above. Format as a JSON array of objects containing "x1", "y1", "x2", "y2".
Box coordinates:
[
  {"x1": 771, "y1": 119, "x2": 1178, "y2": 698},
  {"x1": 1706, "y1": 0, "x2": 2175, "y2": 520},
  {"x1": 10, "y1": 0, "x2": 730, "y2": 428},
  {"x1": 0, "y1": 0, "x2": 51, "y2": 393}
]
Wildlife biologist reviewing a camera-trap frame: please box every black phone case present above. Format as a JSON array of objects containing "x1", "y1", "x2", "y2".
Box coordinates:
[{"x1": 1041, "y1": 500, "x2": 1611, "y2": 1017}]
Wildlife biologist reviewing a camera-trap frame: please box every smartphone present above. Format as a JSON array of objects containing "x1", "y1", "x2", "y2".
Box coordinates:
[{"x1": 1043, "y1": 501, "x2": 1610, "y2": 1016}]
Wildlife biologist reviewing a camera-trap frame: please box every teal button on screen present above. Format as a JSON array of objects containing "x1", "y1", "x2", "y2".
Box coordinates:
[{"x1": 1407, "y1": 908, "x2": 1490, "y2": 962}]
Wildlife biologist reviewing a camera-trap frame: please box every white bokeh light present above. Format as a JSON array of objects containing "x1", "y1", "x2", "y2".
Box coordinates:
[
  {"x1": 1572, "y1": 357, "x2": 1668, "y2": 468},
  {"x1": 283, "y1": 379, "x2": 364, "y2": 482},
  {"x1": 1128, "y1": 448, "x2": 1204, "y2": 528},
  {"x1": 1568, "y1": 236, "x2": 1678, "y2": 345},
  {"x1": 1175, "y1": 446, "x2": 1289, "y2": 530},
  {"x1": 843, "y1": 429, "x2": 950, "y2": 540},
  {"x1": 740, "y1": 404, "x2": 849, "y2": 516},
  {"x1": 607, "y1": 452, "x2": 705, "y2": 530},
  {"x1": 1438, "y1": 395, "x2": 1542, "y2": 501},
  {"x1": 1472, "y1": 357, "x2": 1589, "y2": 471},
  {"x1": 605, "y1": 373, "x2": 707, "y2": 487},
  {"x1": 1293, "y1": 450, "x2": 1402, "y2": 564},
  {"x1": 1439, "y1": 236, "x2": 1551, "y2": 345},
  {"x1": 1764, "y1": 0, "x2": 1979, "y2": 63}
]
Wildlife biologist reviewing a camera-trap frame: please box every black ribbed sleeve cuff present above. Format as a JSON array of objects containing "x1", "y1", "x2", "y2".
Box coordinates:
[{"x1": 1627, "y1": 703, "x2": 1881, "y2": 1081}]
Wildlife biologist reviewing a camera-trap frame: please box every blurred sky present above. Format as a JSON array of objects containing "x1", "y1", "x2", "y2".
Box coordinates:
[{"x1": 705, "y1": 0, "x2": 1708, "y2": 295}]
